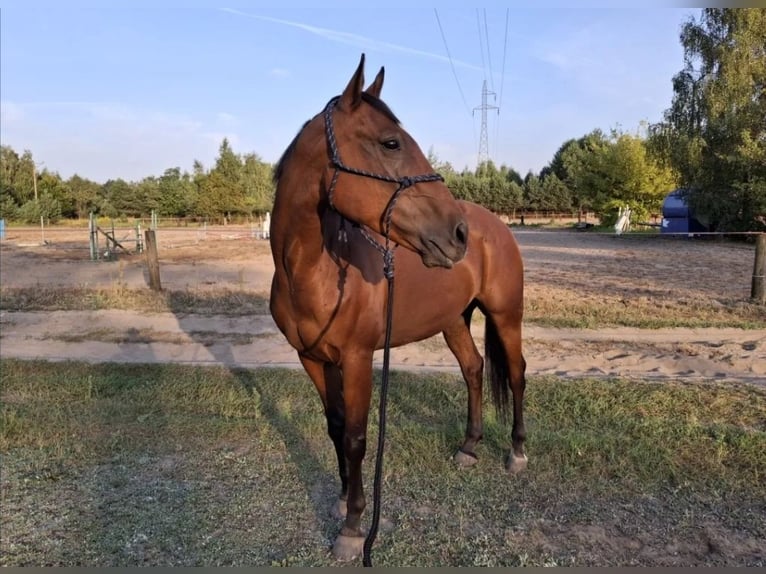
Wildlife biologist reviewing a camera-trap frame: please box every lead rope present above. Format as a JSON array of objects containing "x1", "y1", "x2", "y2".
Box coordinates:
[
  {"x1": 321, "y1": 95, "x2": 443, "y2": 567},
  {"x1": 363, "y1": 247, "x2": 395, "y2": 567}
]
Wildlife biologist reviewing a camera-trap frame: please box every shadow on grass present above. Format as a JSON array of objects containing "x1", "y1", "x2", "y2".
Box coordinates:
[{"x1": 235, "y1": 368, "x2": 340, "y2": 539}]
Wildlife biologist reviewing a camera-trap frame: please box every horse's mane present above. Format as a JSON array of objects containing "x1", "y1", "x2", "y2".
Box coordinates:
[{"x1": 273, "y1": 93, "x2": 400, "y2": 186}]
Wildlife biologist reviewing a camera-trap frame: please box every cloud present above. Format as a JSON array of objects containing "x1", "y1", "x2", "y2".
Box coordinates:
[
  {"x1": 220, "y1": 7, "x2": 483, "y2": 72},
  {"x1": 270, "y1": 67, "x2": 290, "y2": 78}
]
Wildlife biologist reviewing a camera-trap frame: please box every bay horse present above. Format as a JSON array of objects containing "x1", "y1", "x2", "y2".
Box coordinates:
[{"x1": 269, "y1": 54, "x2": 527, "y2": 561}]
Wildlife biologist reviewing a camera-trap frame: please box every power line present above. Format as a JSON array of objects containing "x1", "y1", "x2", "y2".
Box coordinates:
[
  {"x1": 483, "y1": 9, "x2": 495, "y2": 92},
  {"x1": 498, "y1": 8, "x2": 509, "y2": 110},
  {"x1": 494, "y1": 8, "x2": 510, "y2": 162},
  {"x1": 475, "y1": 9, "x2": 487, "y2": 85},
  {"x1": 434, "y1": 8, "x2": 471, "y2": 115}
]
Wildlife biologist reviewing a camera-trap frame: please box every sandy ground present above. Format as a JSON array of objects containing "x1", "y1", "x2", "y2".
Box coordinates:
[{"x1": 1, "y1": 225, "x2": 764, "y2": 383}]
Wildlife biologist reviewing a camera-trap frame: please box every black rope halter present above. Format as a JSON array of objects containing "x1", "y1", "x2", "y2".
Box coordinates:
[
  {"x1": 323, "y1": 95, "x2": 444, "y2": 279},
  {"x1": 322, "y1": 95, "x2": 443, "y2": 566}
]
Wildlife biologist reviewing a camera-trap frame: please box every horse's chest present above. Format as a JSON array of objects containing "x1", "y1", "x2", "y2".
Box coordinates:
[{"x1": 272, "y1": 268, "x2": 380, "y2": 362}]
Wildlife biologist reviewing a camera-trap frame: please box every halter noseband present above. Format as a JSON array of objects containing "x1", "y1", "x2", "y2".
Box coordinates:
[{"x1": 323, "y1": 95, "x2": 444, "y2": 278}]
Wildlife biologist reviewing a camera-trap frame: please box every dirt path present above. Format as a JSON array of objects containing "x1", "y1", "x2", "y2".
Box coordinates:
[
  {"x1": 2, "y1": 227, "x2": 763, "y2": 383},
  {"x1": 2, "y1": 309, "x2": 764, "y2": 383}
]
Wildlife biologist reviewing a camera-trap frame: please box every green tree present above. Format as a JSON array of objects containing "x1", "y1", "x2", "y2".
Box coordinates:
[
  {"x1": 67, "y1": 174, "x2": 101, "y2": 219},
  {"x1": 559, "y1": 130, "x2": 611, "y2": 215},
  {"x1": 523, "y1": 172, "x2": 544, "y2": 210},
  {"x1": 654, "y1": 8, "x2": 766, "y2": 231},
  {"x1": 599, "y1": 132, "x2": 677, "y2": 224},
  {"x1": 37, "y1": 170, "x2": 75, "y2": 218},
  {"x1": 196, "y1": 139, "x2": 246, "y2": 222},
  {"x1": 540, "y1": 174, "x2": 573, "y2": 211},
  {"x1": 0, "y1": 146, "x2": 36, "y2": 209},
  {"x1": 157, "y1": 167, "x2": 197, "y2": 217},
  {"x1": 18, "y1": 193, "x2": 62, "y2": 224},
  {"x1": 100, "y1": 179, "x2": 137, "y2": 218},
  {"x1": 241, "y1": 153, "x2": 274, "y2": 215}
]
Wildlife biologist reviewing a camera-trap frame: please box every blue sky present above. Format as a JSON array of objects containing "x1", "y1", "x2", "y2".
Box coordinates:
[{"x1": 1, "y1": 1, "x2": 698, "y2": 183}]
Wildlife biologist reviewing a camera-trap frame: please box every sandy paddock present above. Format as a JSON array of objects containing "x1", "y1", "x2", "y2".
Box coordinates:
[{"x1": 0, "y1": 224, "x2": 763, "y2": 383}]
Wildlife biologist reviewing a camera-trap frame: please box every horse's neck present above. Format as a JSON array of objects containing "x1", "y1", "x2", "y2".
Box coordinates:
[{"x1": 272, "y1": 183, "x2": 337, "y2": 267}]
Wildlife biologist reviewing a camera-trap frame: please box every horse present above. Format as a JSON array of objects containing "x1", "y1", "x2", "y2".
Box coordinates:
[{"x1": 269, "y1": 54, "x2": 527, "y2": 561}]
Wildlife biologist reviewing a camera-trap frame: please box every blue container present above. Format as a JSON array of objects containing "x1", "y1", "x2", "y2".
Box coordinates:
[
  {"x1": 0, "y1": 219, "x2": 5, "y2": 240},
  {"x1": 661, "y1": 189, "x2": 707, "y2": 234}
]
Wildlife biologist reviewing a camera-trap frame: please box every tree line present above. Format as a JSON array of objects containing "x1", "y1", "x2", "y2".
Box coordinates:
[
  {"x1": 1, "y1": 9, "x2": 764, "y2": 232},
  {"x1": 0, "y1": 139, "x2": 273, "y2": 224}
]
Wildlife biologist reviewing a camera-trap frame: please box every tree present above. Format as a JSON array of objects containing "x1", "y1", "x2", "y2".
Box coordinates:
[
  {"x1": 559, "y1": 130, "x2": 611, "y2": 215},
  {"x1": 241, "y1": 153, "x2": 274, "y2": 215},
  {"x1": 156, "y1": 168, "x2": 197, "y2": 218},
  {"x1": 598, "y1": 132, "x2": 677, "y2": 224},
  {"x1": 196, "y1": 139, "x2": 247, "y2": 221},
  {"x1": 100, "y1": 179, "x2": 137, "y2": 218},
  {"x1": 18, "y1": 193, "x2": 62, "y2": 224},
  {"x1": 654, "y1": 8, "x2": 766, "y2": 231},
  {"x1": 540, "y1": 174, "x2": 573, "y2": 212},
  {"x1": 0, "y1": 146, "x2": 36, "y2": 209},
  {"x1": 67, "y1": 174, "x2": 101, "y2": 218},
  {"x1": 38, "y1": 170, "x2": 75, "y2": 218}
]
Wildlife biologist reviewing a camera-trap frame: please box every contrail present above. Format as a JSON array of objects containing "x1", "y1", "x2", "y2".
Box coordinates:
[{"x1": 220, "y1": 7, "x2": 482, "y2": 72}]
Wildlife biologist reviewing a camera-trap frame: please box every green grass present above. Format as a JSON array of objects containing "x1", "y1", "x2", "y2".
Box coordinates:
[{"x1": 2, "y1": 359, "x2": 764, "y2": 566}]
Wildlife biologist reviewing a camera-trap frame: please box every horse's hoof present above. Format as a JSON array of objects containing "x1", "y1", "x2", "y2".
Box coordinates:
[
  {"x1": 332, "y1": 534, "x2": 365, "y2": 562},
  {"x1": 330, "y1": 498, "x2": 347, "y2": 520},
  {"x1": 506, "y1": 452, "x2": 528, "y2": 475},
  {"x1": 452, "y1": 448, "x2": 479, "y2": 467}
]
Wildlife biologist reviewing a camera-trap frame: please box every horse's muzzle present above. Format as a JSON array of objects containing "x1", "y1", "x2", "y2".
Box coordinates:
[{"x1": 420, "y1": 219, "x2": 468, "y2": 269}]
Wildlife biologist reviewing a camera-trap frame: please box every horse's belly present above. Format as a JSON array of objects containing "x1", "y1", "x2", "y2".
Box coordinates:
[{"x1": 385, "y1": 265, "x2": 476, "y2": 348}]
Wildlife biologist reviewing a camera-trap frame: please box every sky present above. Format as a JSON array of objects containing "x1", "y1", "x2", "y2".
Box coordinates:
[{"x1": 1, "y1": 1, "x2": 700, "y2": 183}]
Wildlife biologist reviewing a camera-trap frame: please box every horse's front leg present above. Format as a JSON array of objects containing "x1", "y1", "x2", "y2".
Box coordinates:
[
  {"x1": 299, "y1": 356, "x2": 348, "y2": 519},
  {"x1": 332, "y1": 351, "x2": 373, "y2": 561}
]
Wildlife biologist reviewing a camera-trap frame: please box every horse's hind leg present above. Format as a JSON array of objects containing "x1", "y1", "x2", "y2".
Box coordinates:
[
  {"x1": 486, "y1": 312, "x2": 528, "y2": 474},
  {"x1": 443, "y1": 309, "x2": 484, "y2": 467},
  {"x1": 299, "y1": 356, "x2": 348, "y2": 520}
]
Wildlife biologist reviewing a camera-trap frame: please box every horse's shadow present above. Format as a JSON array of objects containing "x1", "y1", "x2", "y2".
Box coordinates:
[{"x1": 176, "y1": 320, "x2": 340, "y2": 541}]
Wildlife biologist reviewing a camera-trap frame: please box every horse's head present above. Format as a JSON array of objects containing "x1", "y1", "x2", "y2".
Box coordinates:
[{"x1": 322, "y1": 54, "x2": 468, "y2": 269}]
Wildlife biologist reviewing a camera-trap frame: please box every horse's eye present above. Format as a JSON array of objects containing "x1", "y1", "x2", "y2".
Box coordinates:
[{"x1": 382, "y1": 139, "x2": 400, "y2": 151}]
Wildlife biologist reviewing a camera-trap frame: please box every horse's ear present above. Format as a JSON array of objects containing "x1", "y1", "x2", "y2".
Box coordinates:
[
  {"x1": 339, "y1": 53, "x2": 365, "y2": 111},
  {"x1": 364, "y1": 66, "x2": 385, "y2": 99}
]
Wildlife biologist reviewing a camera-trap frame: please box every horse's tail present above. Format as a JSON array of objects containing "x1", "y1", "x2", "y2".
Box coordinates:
[{"x1": 484, "y1": 315, "x2": 510, "y2": 423}]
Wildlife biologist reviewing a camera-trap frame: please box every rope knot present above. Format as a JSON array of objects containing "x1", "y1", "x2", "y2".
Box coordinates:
[{"x1": 383, "y1": 250, "x2": 395, "y2": 279}]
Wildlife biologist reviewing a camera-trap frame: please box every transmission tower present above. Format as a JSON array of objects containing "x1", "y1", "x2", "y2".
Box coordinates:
[{"x1": 473, "y1": 80, "x2": 499, "y2": 168}]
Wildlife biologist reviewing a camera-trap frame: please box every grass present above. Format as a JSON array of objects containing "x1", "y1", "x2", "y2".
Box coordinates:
[
  {"x1": 2, "y1": 359, "x2": 764, "y2": 566},
  {"x1": 2, "y1": 284, "x2": 764, "y2": 329},
  {"x1": 0, "y1": 285, "x2": 270, "y2": 316},
  {"x1": 524, "y1": 283, "x2": 766, "y2": 329}
]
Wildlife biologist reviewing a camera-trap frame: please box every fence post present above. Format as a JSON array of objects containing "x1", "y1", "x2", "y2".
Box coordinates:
[
  {"x1": 136, "y1": 222, "x2": 144, "y2": 253},
  {"x1": 89, "y1": 212, "x2": 95, "y2": 260},
  {"x1": 144, "y1": 229, "x2": 162, "y2": 291},
  {"x1": 752, "y1": 233, "x2": 766, "y2": 303}
]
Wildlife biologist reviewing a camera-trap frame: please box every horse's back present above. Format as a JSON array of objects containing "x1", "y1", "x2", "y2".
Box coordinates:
[{"x1": 459, "y1": 201, "x2": 524, "y2": 317}]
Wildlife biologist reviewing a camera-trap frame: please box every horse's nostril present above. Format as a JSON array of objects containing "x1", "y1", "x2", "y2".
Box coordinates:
[{"x1": 455, "y1": 221, "x2": 468, "y2": 246}]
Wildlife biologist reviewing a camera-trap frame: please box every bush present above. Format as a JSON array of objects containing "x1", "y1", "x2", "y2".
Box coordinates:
[{"x1": 17, "y1": 194, "x2": 62, "y2": 224}]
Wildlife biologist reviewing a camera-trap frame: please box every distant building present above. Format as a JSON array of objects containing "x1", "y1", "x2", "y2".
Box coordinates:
[{"x1": 661, "y1": 189, "x2": 708, "y2": 234}]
